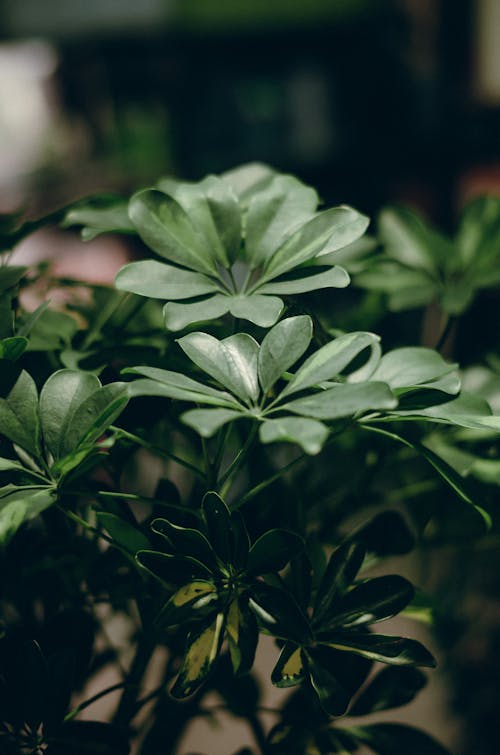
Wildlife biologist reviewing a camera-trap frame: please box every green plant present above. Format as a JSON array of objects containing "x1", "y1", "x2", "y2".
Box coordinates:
[{"x1": 1, "y1": 164, "x2": 498, "y2": 754}]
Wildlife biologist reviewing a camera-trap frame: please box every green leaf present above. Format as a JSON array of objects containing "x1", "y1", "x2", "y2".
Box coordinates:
[
  {"x1": 26, "y1": 309, "x2": 78, "y2": 352},
  {"x1": 125, "y1": 366, "x2": 241, "y2": 408},
  {"x1": 159, "y1": 175, "x2": 242, "y2": 267},
  {"x1": 61, "y1": 194, "x2": 134, "y2": 240},
  {"x1": 360, "y1": 425, "x2": 491, "y2": 529},
  {"x1": 352, "y1": 723, "x2": 450, "y2": 755},
  {"x1": 259, "y1": 417, "x2": 329, "y2": 455},
  {"x1": 60, "y1": 383, "x2": 129, "y2": 455},
  {"x1": 0, "y1": 265, "x2": 26, "y2": 292},
  {"x1": 456, "y1": 195, "x2": 500, "y2": 269},
  {"x1": 245, "y1": 174, "x2": 318, "y2": 269},
  {"x1": 129, "y1": 189, "x2": 218, "y2": 275},
  {"x1": 257, "y1": 265, "x2": 350, "y2": 295},
  {"x1": 115, "y1": 260, "x2": 221, "y2": 300},
  {"x1": 170, "y1": 612, "x2": 225, "y2": 698},
  {"x1": 322, "y1": 575, "x2": 414, "y2": 629},
  {"x1": 202, "y1": 491, "x2": 233, "y2": 564},
  {"x1": 227, "y1": 294, "x2": 284, "y2": 327},
  {"x1": 178, "y1": 332, "x2": 260, "y2": 403},
  {"x1": 157, "y1": 580, "x2": 218, "y2": 628},
  {"x1": 39, "y1": 370, "x2": 101, "y2": 460},
  {"x1": 221, "y1": 162, "x2": 276, "y2": 208},
  {"x1": 247, "y1": 529, "x2": 303, "y2": 575},
  {"x1": 181, "y1": 407, "x2": 242, "y2": 437},
  {"x1": 151, "y1": 518, "x2": 217, "y2": 569},
  {"x1": 164, "y1": 294, "x2": 230, "y2": 331},
  {"x1": 323, "y1": 632, "x2": 436, "y2": 667},
  {"x1": 226, "y1": 598, "x2": 259, "y2": 676},
  {"x1": 280, "y1": 382, "x2": 396, "y2": 420},
  {"x1": 258, "y1": 315, "x2": 313, "y2": 395},
  {"x1": 305, "y1": 645, "x2": 372, "y2": 717},
  {"x1": 378, "y1": 206, "x2": 451, "y2": 274},
  {"x1": 281, "y1": 332, "x2": 381, "y2": 398},
  {"x1": 271, "y1": 643, "x2": 305, "y2": 688},
  {"x1": 0, "y1": 369, "x2": 40, "y2": 457},
  {"x1": 263, "y1": 206, "x2": 369, "y2": 280},
  {"x1": 370, "y1": 347, "x2": 458, "y2": 393},
  {"x1": 248, "y1": 582, "x2": 311, "y2": 643},
  {"x1": 96, "y1": 512, "x2": 150, "y2": 553},
  {"x1": 0, "y1": 485, "x2": 55, "y2": 545},
  {"x1": 349, "y1": 667, "x2": 427, "y2": 716},
  {"x1": 313, "y1": 541, "x2": 365, "y2": 625},
  {"x1": 136, "y1": 550, "x2": 211, "y2": 586},
  {"x1": 0, "y1": 337, "x2": 28, "y2": 361}
]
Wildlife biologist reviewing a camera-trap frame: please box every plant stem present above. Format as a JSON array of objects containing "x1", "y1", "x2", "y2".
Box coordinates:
[
  {"x1": 81, "y1": 291, "x2": 128, "y2": 350},
  {"x1": 232, "y1": 451, "x2": 306, "y2": 510},
  {"x1": 55, "y1": 504, "x2": 115, "y2": 546},
  {"x1": 248, "y1": 713, "x2": 269, "y2": 753},
  {"x1": 65, "y1": 682, "x2": 130, "y2": 721},
  {"x1": 97, "y1": 490, "x2": 203, "y2": 519},
  {"x1": 111, "y1": 426, "x2": 204, "y2": 478},
  {"x1": 435, "y1": 314, "x2": 456, "y2": 352},
  {"x1": 113, "y1": 633, "x2": 156, "y2": 728},
  {"x1": 218, "y1": 424, "x2": 258, "y2": 493}
]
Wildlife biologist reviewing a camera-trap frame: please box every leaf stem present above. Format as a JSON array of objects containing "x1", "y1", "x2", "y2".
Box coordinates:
[
  {"x1": 232, "y1": 451, "x2": 306, "y2": 510},
  {"x1": 64, "y1": 682, "x2": 130, "y2": 721},
  {"x1": 218, "y1": 424, "x2": 258, "y2": 494},
  {"x1": 111, "y1": 426, "x2": 204, "y2": 478}
]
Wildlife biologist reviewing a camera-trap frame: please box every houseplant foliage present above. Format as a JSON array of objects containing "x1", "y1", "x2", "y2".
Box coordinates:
[{"x1": 1, "y1": 164, "x2": 499, "y2": 753}]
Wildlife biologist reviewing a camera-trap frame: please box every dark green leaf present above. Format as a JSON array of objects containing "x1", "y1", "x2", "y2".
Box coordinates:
[
  {"x1": 39, "y1": 370, "x2": 101, "y2": 460},
  {"x1": 202, "y1": 491, "x2": 233, "y2": 563},
  {"x1": 322, "y1": 632, "x2": 436, "y2": 667},
  {"x1": 151, "y1": 518, "x2": 217, "y2": 569},
  {"x1": 0, "y1": 337, "x2": 28, "y2": 361},
  {"x1": 125, "y1": 366, "x2": 241, "y2": 408},
  {"x1": 96, "y1": 512, "x2": 150, "y2": 554},
  {"x1": 271, "y1": 643, "x2": 305, "y2": 688},
  {"x1": 352, "y1": 723, "x2": 450, "y2": 755},
  {"x1": 305, "y1": 644, "x2": 372, "y2": 717},
  {"x1": 0, "y1": 369, "x2": 40, "y2": 457},
  {"x1": 281, "y1": 382, "x2": 396, "y2": 420},
  {"x1": 163, "y1": 294, "x2": 230, "y2": 331},
  {"x1": 182, "y1": 407, "x2": 242, "y2": 437},
  {"x1": 136, "y1": 550, "x2": 211, "y2": 586},
  {"x1": 325, "y1": 576, "x2": 415, "y2": 628},
  {"x1": 313, "y1": 541, "x2": 365, "y2": 625},
  {"x1": 349, "y1": 667, "x2": 427, "y2": 716},
  {"x1": 247, "y1": 529, "x2": 303, "y2": 575},
  {"x1": 0, "y1": 486, "x2": 56, "y2": 544},
  {"x1": 248, "y1": 582, "x2": 311, "y2": 643},
  {"x1": 226, "y1": 598, "x2": 259, "y2": 675}
]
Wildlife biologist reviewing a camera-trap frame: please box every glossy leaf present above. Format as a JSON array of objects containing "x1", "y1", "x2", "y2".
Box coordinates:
[
  {"x1": 125, "y1": 367, "x2": 240, "y2": 408},
  {"x1": 157, "y1": 581, "x2": 218, "y2": 628},
  {"x1": 281, "y1": 332, "x2": 381, "y2": 398},
  {"x1": 247, "y1": 529, "x2": 303, "y2": 575},
  {"x1": 245, "y1": 174, "x2": 318, "y2": 269},
  {"x1": 0, "y1": 485, "x2": 55, "y2": 545},
  {"x1": 0, "y1": 336, "x2": 28, "y2": 361},
  {"x1": 349, "y1": 667, "x2": 427, "y2": 716},
  {"x1": 164, "y1": 294, "x2": 230, "y2": 331},
  {"x1": 352, "y1": 723, "x2": 450, "y2": 755},
  {"x1": 258, "y1": 315, "x2": 312, "y2": 395},
  {"x1": 227, "y1": 294, "x2": 284, "y2": 327},
  {"x1": 221, "y1": 162, "x2": 276, "y2": 207},
  {"x1": 323, "y1": 632, "x2": 436, "y2": 667},
  {"x1": 259, "y1": 417, "x2": 329, "y2": 455},
  {"x1": 305, "y1": 644, "x2": 372, "y2": 717},
  {"x1": 202, "y1": 491, "x2": 233, "y2": 564},
  {"x1": 129, "y1": 189, "x2": 217, "y2": 275},
  {"x1": 281, "y1": 381, "x2": 396, "y2": 420},
  {"x1": 96, "y1": 512, "x2": 150, "y2": 554},
  {"x1": 323, "y1": 576, "x2": 415, "y2": 629},
  {"x1": 226, "y1": 598, "x2": 259, "y2": 676},
  {"x1": 182, "y1": 407, "x2": 242, "y2": 437},
  {"x1": 248, "y1": 582, "x2": 311, "y2": 643},
  {"x1": 39, "y1": 370, "x2": 101, "y2": 460},
  {"x1": 115, "y1": 260, "x2": 221, "y2": 300},
  {"x1": 370, "y1": 347, "x2": 458, "y2": 393},
  {"x1": 151, "y1": 518, "x2": 217, "y2": 569},
  {"x1": 271, "y1": 643, "x2": 305, "y2": 688},
  {"x1": 136, "y1": 550, "x2": 211, "y2": 586},
  {"x1": 313, "y1": 541, "x2": 365, "y2": 625},
  {"x1": 159, "y1": 175, "x2": 241, "y2": 267},
  {"x1": 61, "y1": 383, "x2": 129, "y2": 454},
  {"x1": 378, "y1": 206, "x2": 450, "y2": 274},
  {"x1": 257, "y1": 264, "x2": 350, "y2": 295},
  {"x1": 170, "y1": 612, "x2": 225, "y2": 698},
  {"x1": 61, "y1": 194, "x2": 134, "y2": 240},
  {"x1": 178, "y1": 332, "x2": 260, "y2": 403},
  {"x1": 0, "y1": 369, "x2": 40, "y2": 457}
]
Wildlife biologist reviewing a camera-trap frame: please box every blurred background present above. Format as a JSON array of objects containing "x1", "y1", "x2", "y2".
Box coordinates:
[{"x1": 1, "y1": 2, "x2": 500, "y2": 754}]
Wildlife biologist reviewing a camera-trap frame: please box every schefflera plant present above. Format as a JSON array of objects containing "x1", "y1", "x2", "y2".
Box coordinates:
[
  {"x1": 113, "y1": 163, "x2": 367, "y2": 330},
  {"x1": 136, "y1": 491, "x2": 305, "y2": 698}
]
